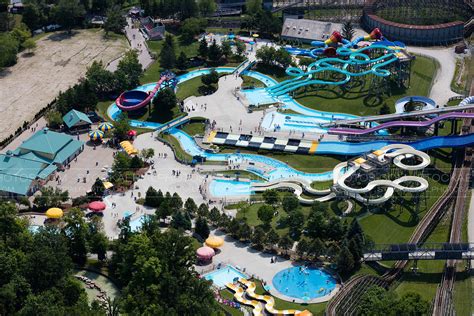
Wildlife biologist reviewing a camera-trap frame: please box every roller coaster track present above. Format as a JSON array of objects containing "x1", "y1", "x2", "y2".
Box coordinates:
[
  {"x1": 326, "y1": 117, "x2": 472, "y2": 316},
  {"x1": 432, "y1": 115, "x2": 473, "y2": 316}
]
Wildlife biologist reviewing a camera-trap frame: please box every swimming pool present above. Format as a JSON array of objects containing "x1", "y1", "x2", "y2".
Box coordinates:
[
  {"x1": 209, "y1": 179, "x2": 255, "y2": 197},
  {"x1": 204, "y1": 265, "x2": 248, "y2": 288},
  {"x1": 272, "y1": 266, "x2": 337, "y2": 300},
  {"x1": 129, "y1": 215, "x2": 149, "y2": 232}
]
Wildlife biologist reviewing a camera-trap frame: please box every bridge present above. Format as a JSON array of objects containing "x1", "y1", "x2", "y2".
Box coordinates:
[{"x1": 363, "y1": 243, "x2": 474, "y2": 262}]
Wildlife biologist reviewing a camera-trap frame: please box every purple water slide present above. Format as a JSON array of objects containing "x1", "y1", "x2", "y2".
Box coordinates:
[{"x1": 329, "y1": 112, "x2": 474, "y2": 135}]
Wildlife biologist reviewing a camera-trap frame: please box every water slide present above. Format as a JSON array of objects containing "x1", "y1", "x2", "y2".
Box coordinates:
[
  {"x1": 226, "y1": 279, "x2": 310, "y2": 316},
  {"x1": 332, "y1": 145, "x2": 430, "y2": 205},
  {"x1": 328, "y1": 112, "x2": 474, "y2": 135},
  {"x1": 115, "y1": 75, "x2": 169, "y2": 111}
]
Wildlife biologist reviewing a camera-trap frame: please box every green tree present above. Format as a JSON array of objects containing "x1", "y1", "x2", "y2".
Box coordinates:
[
  {"x1": 89, "y1": 230, "x2": 108, "y2": 261},
  {"x1": 176, "y1": 51, "x2": 188, "y2": 70},
  {"x1": 256, "y1": 46, "x2": 276, "y2": 65},
  {"x1": 278, "y1": 234, "x2": 293, "y2": 255},
  {"x1": 235, "y1": 41, "x2": 246, "y2": 58},
  {"x1": 308, "y1": 238, "x2": 325, "y2": 259},
  {"x1": 10, "y1": 23, "x2": 31, "y2": 45},
  {"x1": 356, "y1": 285, "x2": 395, "y2": 316},
  {"x1": 113, "y1": 112, "x2": 131, "y2": 140},
  {"x1": 262, "y1": 189, "x2": 279, "y2": 206},
  {"x1": 160, "y1": 41, "x2": 176, "y2": 69},
  {"x1": 198, "y1": 37, "x2": 208, "y2": 58},
  {"x1": 104, "y1": 6, "x2": 127, "y2": 35},
  {"x1": 33, "y1": 187, "x2": 69, "y2": 210},
  {"x1": 180, "y1": 17, "x2": 207, "y2": 42},
  {"x1": 54, "y1": 0, "x2": 85, "y2": 34},
  {"x1": 257, "y1": 204, "x2": 274, "y2": 228},
  {"x1": 0, "y1": 33, "x2": 19, "y2": 67},
  {"x1": 194, "y1": 216, "x2": 210, "y2": 238},
  {"x1": 91, "y1": 177, "x2": 105, "y2": 198},
  {"x1": 342, "y1": 21, "x2": 355, "y2": 41},
  {"x1": 296, "y1": 237, "x2": 309, "y2": 258},
  {"x1": 275, "y1": 48, "x2": 292, "y2": 68},
  {"x1": 197, "y1": 203, "x2": 209, "y2": 218},
  {"x1": 45, "y1": 110, "x2": 63, "y2": 129},
  {"x1": 86, "y1": 61, "x2": 118, "y2": 95},
  {"x1": 184, "y1": 198, "x2": 198, "y2": 216},
  {"x1": 221, "y1": 40, "x2": 232, "y2": 59},
  {"x1": 198, "y1": 0, "x2": 216, "y2": 16},
  {"x1": 116, "y1": 50, "x2": 143, "y2": 89},
  {"x1": 266, "y1": 229, "x2": 280, "y2": 249},
  {"x1": 21, "y1": 38, "x2": 36, "y2": 54},
  {"x1": 287, "y1": 210, "x2": 304, "y2": 240},
  {"x1": 209, "y1": 206, "x2": 220, "y2": 225},
  {"x1": 201, "y1": 69, "x2": 219, "y2": 86},
  {"x1": 207, "y1": 39, "x2": 222, "y2": 63},
  {"x1": 22, "y1": 2, "x2": 46, "y2": 31},
  {"x1": 281, "y1": 194, "x2": 299, "y2": 213},
  {"x1": 246, "y1": 0, "x2": 262, "y2": 13},
  {"x1": 395, "y1": 292, "x2": 430, "y2": 315},
  {"x1": 251, "y1": 226, "x2": 266, "y2": 249},
  {"x1": 336, "y1": 245, "x2": 354, "y2": 276},
  {"x1": 171, "y1": 211, "x2": 191, "y2": 231},
  {"x1": 63, "y1": 208, "x2": 89, "y2": 266},
  {"x1": 153, "y1": 87, "x2": 177, "y2": 119}
]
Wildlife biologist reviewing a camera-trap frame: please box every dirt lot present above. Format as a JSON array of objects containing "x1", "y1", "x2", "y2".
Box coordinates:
[{"x1": 0, "y1": 29, "x2": 127, "y2": 137}]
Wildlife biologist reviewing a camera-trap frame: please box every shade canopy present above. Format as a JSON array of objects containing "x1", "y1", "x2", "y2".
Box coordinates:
[
  {"x1": 127, "y1": 130, "x2": 137, "y2": 136},
  {"x1": 88, "y1": 130, "x2": 104, "y2": 141},
  {"x1": 196, "y1": 246, "x2": 215, "y2": 260},
  {"x1": 252, "y1": 33, "x2": 259, "y2": 38},
  {"x1": 88, "y1": 201, "x2": 106, "y2": 212},
  {"x1": 119, "y1": 140, "x2": 138, "y2": 155},
  {"x1": 205, "y1": 236, "x2": 224, "y2": 248},
  {"x1": 46, "y1": 207, "x2": 63, "y2": 219},
  {"x1": 102, "y1": 181, "x2": 113, "y2": 189},
  {"x1": 98, "y1": 122, "x2": 114, "y2": 132}
]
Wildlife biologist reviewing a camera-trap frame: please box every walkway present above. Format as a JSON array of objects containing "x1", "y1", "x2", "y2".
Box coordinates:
[{"x1": 107, "y1": 18, "x2": 154, "y2": 71}]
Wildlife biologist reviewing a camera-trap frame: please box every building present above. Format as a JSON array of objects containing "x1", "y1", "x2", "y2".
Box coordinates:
[
  {"x1": 62, "y1": 109, "x2": 92, "y2": 132},
  {"x1": 217, "y1": 0, "x2": 273, "y2": 10},
  {"x1": 281, "y1": 18, "x2": 344, "y2": 43},
  {"x1": 139, "y1": 17, "x2": 165, "y2": 40},
  {"x1": 0, "y1": 128, "x2": 84, "y2": 197}
]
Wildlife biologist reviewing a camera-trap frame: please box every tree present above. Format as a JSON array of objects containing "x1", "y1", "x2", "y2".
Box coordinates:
[
  {"x1": 198, "y1": 0, "x2": 216, "y2": 16},
  {"x1": 336, "y1": 245, "x2": 354, "y2": 276},
  {"x1": 194, "y1": 216, "x2": 210, "y2": 238},
  {"x1": 116, "y1": 50, "x2": 143, "y2": 90},
  {"x1": 139, "y1": 148, "x2": 155, "y2": 162},
  {"x1": 153, "y1": 87, "x2": 177, "y2": 119},
  {"x1": 257, "y1": 205, "x2": 274, "y2": 228},
  {"x1": 265, "y1": 228, "x2": 279, "y2": 250},
  {"x1": 181, "y1": 18, "x2": 207, "y2": 43},
  {"x1": 326, "y1": 216, "x2": 345, "y2": 241},
  {"x1": 395, "y1": 292, "x2": 430, "y2": 315},
  {"x1": 278, "y1": 234, "x2": 293, "y2": 255},
  {"x1": 171, "y1": 211, "x2": 191, "y2": 231},
  {"x1": 176, "y1": 52, "x2": 188, "y2": 71},
  {"x1": 45, "y1": 110, "x2": 63, "y2": 129},
  {"x1": 209, "y1": 207, "x2": 220, "y2": 225},
  {"x1": 184, "y1": 198, "x2": 198, "y2": 216},
  {"x1": 207, "y1": 39, "x2": 222, "y2": 63},
  {"x1": 160, "y1": 41, "x2": 176, "y2": 69},
  {"x1": 10, "y1": 23, "x2": 31, "y2": 45},
  {"x1": 235, "y1": 41, "x2": 245, "y2": 58},
  {"x1": 54, "y1": 0, "x2": 85, "y2": 34},
  {"x1": 356, "y1": 285, "x2": 396, "y2": 316},
  {"x1": 342, "y1": 21, "x2": 355, "y2": 41},
  {"x1": 281, "y1": 194, "x2": 299, "y2": 213},
  {"x1": 22, "y1": 2, "x2": 46, "y2": 31},
  {"x1": 113, "y1": 112, "x2": 131, "y2": 140},
  {"x1": 379, "y1": 103, "x2": 391, "y2": 115},
  {"x1": 287, "y1": 210, "x2": 304, "y2": 240},
  {"x1": 198, "y1": 37, "x2": 208, "y2": 58},
  {"x1": 91, "y1": 177, "x2": 105, "y2": 198},
  {"x1": 262, "y1": 189, "x2": 279, "y2": 207},
  {"x1": 251, "y1": 226, "x2": 266, "y2": 249},
  {"x1": 275, "y1": 48, "x2": 292, "y2": 68},
  {"x1": 246, "y1": 0, "x2": 262, "y2": 13},
  {"x1": 104, "y1": 6, "x2": 127, "y2": 35},
  {"x1": 21, "y1": 38, "x2": 36, "y2": 54},
  {"x1": 145, "y1": 187, "x2": 163, "y2": 207},
  {"x1": 197, "y1": 203, "x2": 209, "y2": 218},
  {"x1": 221, "y1": 41, "x2": 232, "y2": 59},
  {"x1": 256, "y1": 46, "x2": 276, "y2": 66},
  {"x1": 63, "y1": 208, "x2": 89, "y2": 266},
  {"x1": 86, "y1": 61, "x2": 118, "y2": 96},
  {"x1": 306, "y1": 211, "x2": 326, "y2": 239},
  {"x1": 308, "y1": 238, "x2": 325, "y2": 259},
  {"x1": 89, "y1": 230, "x2": 108, "y2": 261},
  {"x1": 201, "y1": 69, "x2": 219, "y2": 87},
  {"x1": 296, "y1": 238, "x2": 309, "y2": 258},
  {"x1": 0, "y1": 33, "x2": 19, "y2": 68},
  {"x1": 33, "y1": 187, "x2": 69, "y2": 210},
  {"x1": 130, "y1": 156, "x2": 144, "y2": 170}
]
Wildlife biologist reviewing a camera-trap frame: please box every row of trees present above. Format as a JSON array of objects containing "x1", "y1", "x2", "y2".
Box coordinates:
[
  {"x1": 0, "y1": 203, "x2": 109, "y2": 315},
  {"x1": 0, "y1": 23, "x2": 36, "y2": 68},
  {"x1": 255, "y1": 46, "x2": 292, "y2": 68}
]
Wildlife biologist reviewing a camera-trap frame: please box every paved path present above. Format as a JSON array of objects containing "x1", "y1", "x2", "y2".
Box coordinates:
[
  {"x1": 469, "y1": 190, "x2": 474, "y2": 267},
  {"x1": 107, "y1": 18, "x2": 153, "y2": 71},
  {"x1": 406, "y1": 46, "x2": 460, "y2": 105}
]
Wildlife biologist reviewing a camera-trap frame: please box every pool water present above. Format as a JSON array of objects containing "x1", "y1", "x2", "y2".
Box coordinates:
[
  {"x1": 204, "y1": 265, "x2": 248, "y2": 288},
  {"x1": 272, "y1": 267, "x2": 337, "y2": 300},
  {"x1": 129, "y1": 215, "x2": 149, "y2": 232},
  {"x1": 209, "y1": 179, "x2": 254, "y2": 197}
]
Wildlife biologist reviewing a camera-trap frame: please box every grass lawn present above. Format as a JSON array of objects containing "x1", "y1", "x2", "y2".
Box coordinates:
[
  {"x1": 175, "y1": 75, "x2": 217, "y2": 100},
  {"x1": 294, "y1": 55, "x2": 438, "y2": 116},
  {"x1": 310, "y1": 180, "x2": 333, "y2": 190},
  {"x1": 220, "y1": 148, "x2": 344, "y2": 174},
  {"x1": 358, "y1": 151, "x2": 452, "y2": 245},
  {"x1": 181, "y1": 122, "x2": 206, "y2": 136},
  {"x1": 160, "y1": 133, "x2": 193, "y2": 163},
  {"x1": 204, "y1": 170, "x2": 266, "y2": 181},
  {"x1": 241, "y1": 75, "x2": 265, "y2": 89},
  {"x1": 254, "y1": 63, "x2": 292, "y2": 82}
]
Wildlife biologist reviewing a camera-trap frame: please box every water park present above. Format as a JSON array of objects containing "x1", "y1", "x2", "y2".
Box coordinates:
[{"x1": 4, "y1": 4, "x2": 473, "y2": 315}]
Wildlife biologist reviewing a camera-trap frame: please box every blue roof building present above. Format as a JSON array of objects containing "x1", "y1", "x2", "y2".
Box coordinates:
[
  {"x1": 62, "y1": 109, "x2": 92, "y2": 131},
  {"x1": 0, "y1": 128, "x2": 84, "y2": 196}
]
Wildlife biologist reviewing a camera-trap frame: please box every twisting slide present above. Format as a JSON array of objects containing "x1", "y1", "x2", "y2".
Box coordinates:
[
  {"x1": 332, "y1": 145, "x2": 430, "y2": 205},
  {"x1": 226, "y1": 279, "x2": 312, "y2": 316}
]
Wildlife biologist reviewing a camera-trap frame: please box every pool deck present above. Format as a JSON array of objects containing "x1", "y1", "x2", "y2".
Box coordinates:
[{"x1": 195, "y1": 229, "x2": 340, "y2": 304}]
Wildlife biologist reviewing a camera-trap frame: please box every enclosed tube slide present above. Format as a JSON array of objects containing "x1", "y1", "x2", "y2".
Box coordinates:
[{"x1": 115, "y1": 75, "x2": 168, "y2": 111}]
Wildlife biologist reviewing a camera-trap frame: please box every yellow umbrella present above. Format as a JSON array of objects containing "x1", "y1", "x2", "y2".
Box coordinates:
[
  {"x1": 252, "y1": 33, "x2": 259, "y2": 38},
  {"x1": 205, "y1": 235, "x2": 224, "y2": 248},
  {"x1": 46, "y1": 207, "x2": 63, "y2": 219}
]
